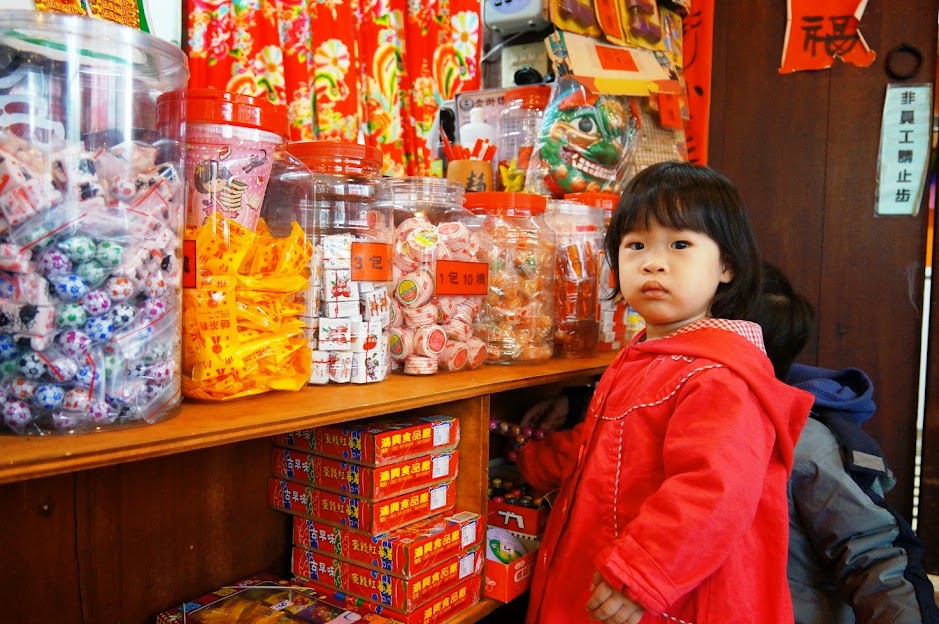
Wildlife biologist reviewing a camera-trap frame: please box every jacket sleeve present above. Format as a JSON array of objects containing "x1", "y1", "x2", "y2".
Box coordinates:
[
  {"x1": 516, "y1": 422, "x2": 587, "y2": 495},
  {"x1": 791, "y1": 420, "x2": 930, "y2": 623},
  {"x1": 594, "y1": 368, "x2": 780, "y2": 613}
]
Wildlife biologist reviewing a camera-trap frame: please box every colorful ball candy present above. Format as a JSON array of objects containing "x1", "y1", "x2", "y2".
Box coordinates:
[
  {"x1": 62, "y1": 387, "x2": 91, "y2": 412},
  {"x1": 105, "y1": 276, "x2": 135, "y2": 301},
  {"x1": 53, "y1": 275, "x2": 90, "y2": 301},
  {"x1": 8, "y1": 377, "x2": 37, "y2": 400},
  {"x1": 82, "y1": 290, "x2": 112, "y2": 316},
  {"x1": 3, "y1": 400, "x2": 33, "y2": 430},
  {"x1": 59, "y1": 236, "x2": 97, "y2": 263},
  {"x1": 17, "y1": 352, "x2": 47, "y2": 379},
  {"x1": 95, "y1": 241, "x2": 124, "y2": 267},
  {"x1": 57, "y1": 330, "x2": 93, "y2": 357},
  {"x1": 33, "y1": 383, "x2": 65, "y2": 410},
  {"x1": 37, "y1": 248, "x2": 72, "y2": 276},
  {"x1": 56, "y1": 303, "x2": 88, "y2": 329},
  {"x1": 74, "y1": 364, "x2": 100, "y2": 388},
  {"x1": 109, "y1": 303, "x2": 136, "y2": 328},
  {"x1": 0, "y1": 334, "x2": 18, "y2": 359},
  {"x1": 109, "y1": 175, "x2": 137, "y2": 202},
  {"x1": 76, "y1": 260, "x2": 109, "y2": 287},
  {"x1": 83, "y1": 316, "x2": 115, "y2": 342}
]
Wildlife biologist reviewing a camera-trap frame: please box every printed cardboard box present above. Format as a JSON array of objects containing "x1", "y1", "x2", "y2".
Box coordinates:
[
  {"x1": 291, "y1": 543, "x2": 482, "y2": 612},
  {"x1": 154, "y1": 572, "x2": 395, "y2": 623},
  {"x1": 487, "y1": 498, "x2": 548, "y2": 539},
  {"x1": 297, "y1": 573, "x2": 482, "y2": 624},
  {"x1": 271, "y1": 479, "x2": 456, "y2": 534},
  {"x1": 273, "y1": 416, "x2": 459, "y2": 466},
  {"x1": 483, "y1": 535, "x2": 541, "y2": 603},
  {"x1": 292, "y1": 512, "x2": 481, "y2": 577},
  {"x1": 274, "y1": 447, "x2": 459, "y2": 499}
]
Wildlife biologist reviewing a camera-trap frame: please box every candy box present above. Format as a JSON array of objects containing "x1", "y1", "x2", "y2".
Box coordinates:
[
  {"x1": 297, "y1": 573, "x2": 483, "y2": 624},
  {"x1": 271, "y1": 479, "x2": 456, "y2": 535},
  {"x1": 274, "y1": 447, "x2": 459, "y2": 500},
  {"x1": 291, "y1": 543, "x2": 482, "y2": 612},
  {"x1": 292, "y1": 512, "x2": 481, "y2": 577},
  {"x1": 154, "y1": 572, "x2": 394, "y2": 623},
  {"x1": 487, "y1": 498, "x2": 548, "y2": 539},
  {"x1": 273, "y1": 416, "x2": 460, "y2": 466},
  {"x1": 483, "y1": 532, "x2": 541, "y2": 603}
]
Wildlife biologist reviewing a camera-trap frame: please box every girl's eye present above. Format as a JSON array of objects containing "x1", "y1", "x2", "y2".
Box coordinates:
[
  {"x1": 625, "y1": 241, "x2": 644, "y2": 251},
  {"x1": 672, "y1": 240, "x2": 690, "y2": 250}
]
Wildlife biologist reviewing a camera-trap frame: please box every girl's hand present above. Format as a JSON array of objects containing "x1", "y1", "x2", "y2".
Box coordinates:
[
  {"x1": 586, "y1": 572, "x2": 644, "y2": 624},
  {"x1": 520, "y1": 395, "x2": 569, "y2": 432}
]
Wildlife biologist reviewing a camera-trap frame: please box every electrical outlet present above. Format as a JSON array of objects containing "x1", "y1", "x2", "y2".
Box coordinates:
[{"x1": 500, "y1": 40, "x2": 550, "y2": 87}]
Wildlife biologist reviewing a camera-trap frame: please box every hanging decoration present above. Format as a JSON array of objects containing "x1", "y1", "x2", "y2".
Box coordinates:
[
  {"x1": 779, "y1": 0, "x2": 876, "y2": 73},
  {"x1": 186, "y1": 0, "x2": 482, "y2": 176}
]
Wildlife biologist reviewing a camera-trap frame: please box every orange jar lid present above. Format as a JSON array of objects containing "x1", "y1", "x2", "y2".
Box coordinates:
[
  {"x1": 504, "y1": 85, "x2": 552, "y2": 110},
  {"x1": 564, "y1": 192, "x2": 620, "y2": 212},
  {"x1": 162, "y1": 88, "x2": 290, "y2": 138},
  {"x1": 288, "y1": 140, "x2": 384, "y2": 176},
  {"x1": 463, "y1": 191, "x2": 547, "y2": 216}
]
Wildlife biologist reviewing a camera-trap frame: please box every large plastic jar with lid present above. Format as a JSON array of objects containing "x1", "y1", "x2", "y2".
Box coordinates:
[
  {"x1": 179, "y1": 89, "x2": 314, "y2": 400},
  {"x1": 496, "y1": 85, "x2": 551, "y2": 192},
  {"x1": 372, "y1": 177, "x2": 490, "y2": 375},
  {"x1": 463, "y1": 192, "x2": 555, "y2": 364},
  {"x1": 565, "y1": 191, "x2": 634, "y2": 351},
  {"x1": 545, "y1": 199, "x2": 604, "y2": 357},
  {"x1": 0, "y1": 12, "x2": 187, "y2": 435},
  {"x1": 288, "y1": 140, "x2": 393, "y2": 385}
]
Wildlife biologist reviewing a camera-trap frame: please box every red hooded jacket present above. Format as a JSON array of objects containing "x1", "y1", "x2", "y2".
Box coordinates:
[{"x1": 517, "y1": 320, "x2": 813, "y2": 624}]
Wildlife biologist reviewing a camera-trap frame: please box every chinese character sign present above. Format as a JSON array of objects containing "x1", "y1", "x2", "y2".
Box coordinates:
[
  {"x1": 779, "y1": 0, "x2": 876, "y2": 73},
  {"x1": 876, "y1": 84, "x2": 932, "y2": 216}
]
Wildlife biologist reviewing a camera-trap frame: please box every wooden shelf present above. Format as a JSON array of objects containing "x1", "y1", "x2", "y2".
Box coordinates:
[{"x1": 0, "y1": 353, "x2": 615, "y2": 485}]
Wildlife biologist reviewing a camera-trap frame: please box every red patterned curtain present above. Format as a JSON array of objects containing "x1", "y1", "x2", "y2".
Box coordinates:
[{"x1": 186, "y1": 0, "x2": 482, "y2": 176}]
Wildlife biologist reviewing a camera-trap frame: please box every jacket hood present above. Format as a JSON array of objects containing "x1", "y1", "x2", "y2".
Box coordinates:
[
  {"x1": 786, "y1": 363, "x2": 876, "y2": 426},
  {"x1": 633, "y1": 322, "x2": 814, "y2": 471}
]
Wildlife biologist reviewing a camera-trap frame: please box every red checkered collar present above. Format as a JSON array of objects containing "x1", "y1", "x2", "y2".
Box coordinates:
[{"x1": 662, "y1": 318, "x2": 766, "y2": 353}]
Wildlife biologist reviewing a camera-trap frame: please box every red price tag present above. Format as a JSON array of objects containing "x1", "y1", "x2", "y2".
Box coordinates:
[
  {"x1": 435, "y1": 260, "x2": 489, "y2": 296},
  {"x1": 351, "y1": 242, "x2": 392, "y2": 281},
  {"x1": 182, "y1": 239, "x2": 197, "y2": 289}
]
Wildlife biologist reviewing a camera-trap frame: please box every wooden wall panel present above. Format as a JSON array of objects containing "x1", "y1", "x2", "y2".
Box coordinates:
[
  {"x1": 75, "y1": 439, "x2": 291, "y2": 623},
  {"x1": 0, "y1": 475, "x2": 82, "y2": 623},
  {"x1": 710, "y1": 0, "x2": 937, "y2": 520}
]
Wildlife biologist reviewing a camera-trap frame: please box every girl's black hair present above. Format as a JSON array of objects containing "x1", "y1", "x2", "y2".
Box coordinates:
[
  {"x1": 604, "y1": 161, "x2": 762, "y2": 320},
  {"x1": 748, "y1": 261, "x2": 814, "y2": 381}
]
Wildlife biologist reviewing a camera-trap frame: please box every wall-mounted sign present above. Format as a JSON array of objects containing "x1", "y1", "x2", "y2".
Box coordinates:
[{"x1": 876, "y1": 84, "x2": 932, "y2": 216}]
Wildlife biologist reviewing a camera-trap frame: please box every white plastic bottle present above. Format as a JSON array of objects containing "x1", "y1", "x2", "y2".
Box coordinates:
[{"x1": 459, "y1": 107, "x2": 497, "y2": 153}]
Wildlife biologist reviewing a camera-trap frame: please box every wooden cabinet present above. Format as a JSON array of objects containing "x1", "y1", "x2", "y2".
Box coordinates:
[{"x1": 0, "y1": 353, "x2": 613, "y2": 623}]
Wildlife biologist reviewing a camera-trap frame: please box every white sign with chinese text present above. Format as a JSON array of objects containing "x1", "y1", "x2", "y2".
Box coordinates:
[{"x1": 876, "y1": 84, "x2": 932, "y2": 216}]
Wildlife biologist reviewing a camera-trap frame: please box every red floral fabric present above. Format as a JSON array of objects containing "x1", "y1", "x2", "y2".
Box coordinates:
[{"x1": 186, "y1": 0, "x2": 481, "y2": 175}]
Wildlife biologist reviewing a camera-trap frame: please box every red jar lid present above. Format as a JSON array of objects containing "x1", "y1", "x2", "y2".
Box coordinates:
[
  {"x1": 564, "y1": 192, "x2": 620, "y2": 212},
  {"x1": 160, "y1": 88, "x2": 289, "y2": 138},
  {"x1": 504, "y1": 85, "x2": 551, "y2": 110},
  {"x1": 288, "y1": 140, "x2": 384, "y2": 176},
  {"x1": 463, "y1": 191, "x2": 547, "y2": 216}
]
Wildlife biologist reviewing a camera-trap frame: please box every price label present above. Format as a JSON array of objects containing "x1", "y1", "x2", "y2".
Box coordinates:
[
  {"x1": 350, "y1": 241, "x2": 393, "y2": 281},
  {"x1": 435, "y1": 260, "x2": 489, "y2": 296},
  {"x1": 182, "y1": 239, "x2": 197, "y2": 289}
]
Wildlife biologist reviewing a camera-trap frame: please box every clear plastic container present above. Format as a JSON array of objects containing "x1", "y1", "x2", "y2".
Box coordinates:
[
  {"x1": 496, "y1": 86, "x2": 551, "y2": 192},
  {"x1": 288, "y1": 140, "x2": 393, "y2": 384},
  {"x1": 180, "y1": 90, "x2": 314, "y2": 400},
  {"x1": 372, "y1": 177, "x2": 490, "y2": 375},
  {"x1": 463, "y1": 192, "x2": 555, "y2": 364},
  {"x1": 545, "y1": 199, "x2": 604, "y2": 358},
  {"x1": 0, "y1": 12, "x2": 188, "y2": 434},
  {"x1": 565, "y1": 191, "x2": 631, "y2": 351}
]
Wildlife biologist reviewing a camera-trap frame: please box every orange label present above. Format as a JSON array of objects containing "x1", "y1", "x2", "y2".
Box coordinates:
[
  {"x1": 657, "y1": 92, "x2": 683, "y2": 129},
  {"x1": 351, "y1": 241, "x2": 393, "y2": 281},
  {"x1": 182, "y1": 239, "x2": 197, "y2": 289},
  {"x1": 595, "y1": 46, "x2": 638, "y2": 72},
  {"x1": 435, "y1": 260, "x2": 488, "y2": 296}
]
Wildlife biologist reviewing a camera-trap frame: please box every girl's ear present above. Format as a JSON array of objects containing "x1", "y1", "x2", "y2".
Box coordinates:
[{"x1": 720, "y1": 263, "x2": 734, "y2": 284}]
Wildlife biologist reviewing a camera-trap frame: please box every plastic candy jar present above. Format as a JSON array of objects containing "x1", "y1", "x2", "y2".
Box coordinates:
[
  {"x1": 463, "y1": 192, "x2": 555, "y2": 364},
  {"x1": 564, "y1": 192, "x2": 632, "y2": 351},
  {"x1": 0, "y1": 12, "x2": 187, "y2": 434},
  {"x1": 288, "y1": 140, "x2": 392, "y2": 384},
  {"x1": 179, "y1": 90, "x2": 314, "y2": 400},
  {"x1": 496, "y1": 85, "x2": 551, "y2": 192},
  {"x1": 373, "y1": 177, "x2": 490, "y2": 375},
  {"x1": 545, "y1": 199, "x2": 604, "y2": 357}
]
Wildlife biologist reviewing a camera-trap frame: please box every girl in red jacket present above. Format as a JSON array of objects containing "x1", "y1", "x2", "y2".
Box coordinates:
[{"x1": 516, "y1": 161, "x2": 814, "y2": 624}]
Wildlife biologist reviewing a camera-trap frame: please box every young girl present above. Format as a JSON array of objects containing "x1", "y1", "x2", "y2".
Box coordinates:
[{"x1": 516, "y1": 161, "x2": 814, "y2": 624}]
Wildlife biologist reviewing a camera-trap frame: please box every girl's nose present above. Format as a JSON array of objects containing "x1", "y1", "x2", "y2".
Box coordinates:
[{"x1": 642, "y1": 255, "x2": 665, "y2": 273}]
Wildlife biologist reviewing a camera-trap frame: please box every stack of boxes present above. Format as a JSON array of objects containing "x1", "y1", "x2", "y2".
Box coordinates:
[{"x1": 270, "y1": 415, "x2": 484, "y2": 623}]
